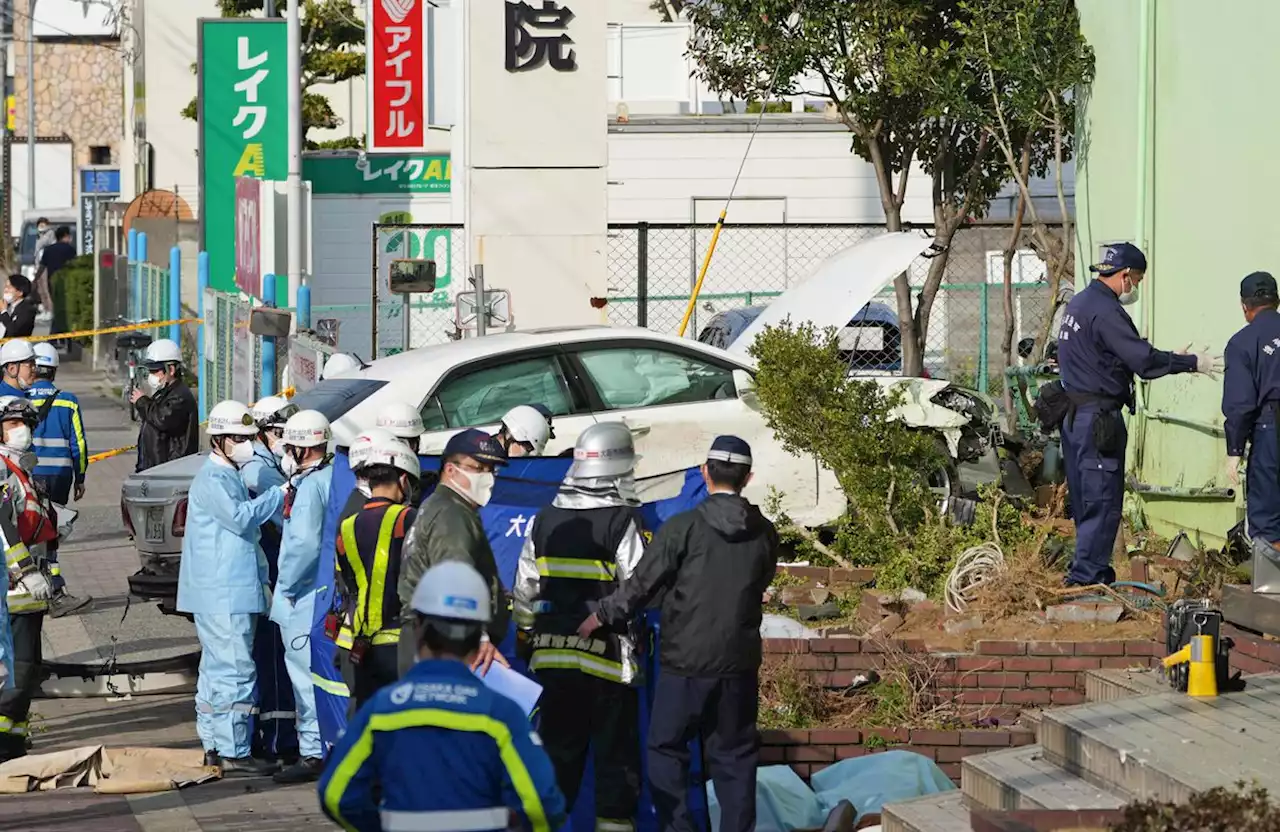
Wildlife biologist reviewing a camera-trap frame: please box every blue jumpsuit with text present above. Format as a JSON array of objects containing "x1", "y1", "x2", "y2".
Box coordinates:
[
  {"x1": 319, "y1": 658, "x2": 567, "y2": 832},
  {"x1": 1056, "y1": 280, "x2": 1196, "y2": 585},
  {"x1": 1223, "y1": 308, "x2": 1280, "y2": 545}
]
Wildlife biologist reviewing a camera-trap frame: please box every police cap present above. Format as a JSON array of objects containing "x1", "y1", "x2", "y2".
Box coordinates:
[
  {"x1": 707, "y1": 435, "x2": 753, "y2": 466},
  {"x1": 1240, "y1": 271, "x2": 1279, "y2": 302},
  {"x1": 1089, "y1": 242, "x2": 1147, "y2": 277}
]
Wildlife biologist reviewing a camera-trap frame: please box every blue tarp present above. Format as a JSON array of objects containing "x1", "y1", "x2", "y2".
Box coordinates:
[{"x1": 310, "y1": 453, "x2": 708, "y2": 832}]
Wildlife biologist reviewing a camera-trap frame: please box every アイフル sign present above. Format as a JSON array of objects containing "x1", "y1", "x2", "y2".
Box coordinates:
[
  {"x1": 198, "y1": 18, "x2": 287, "y2": 295},
  {"x1": 234, "y1": 177, "x2": 262, "y2": 297},
  {"x1": 367, "y1": 0, "x2": 430, "y2": 152}
]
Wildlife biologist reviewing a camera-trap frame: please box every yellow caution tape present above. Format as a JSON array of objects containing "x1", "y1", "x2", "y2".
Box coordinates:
[
  {"x1": 0, "y1": 317, "x2": 205, "y2": 345},
  {"x1": 88, "y1": 387, "x2": 297, "y2": 466}
]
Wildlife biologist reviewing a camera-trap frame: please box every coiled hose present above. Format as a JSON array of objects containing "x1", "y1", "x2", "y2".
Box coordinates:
[{"x1": 945, "y1": 542, "x2": 1006, "y2": 613}]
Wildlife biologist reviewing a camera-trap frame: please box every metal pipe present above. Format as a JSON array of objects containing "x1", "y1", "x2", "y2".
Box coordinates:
[
  {"x1": 1145, "y1": 411, "x2": 1225, "y2": 437},
  {"x1": 24, "y1": 0, "x2": 33, "y2": 210},
  {"x1": 1127, "y1": 478, "x2": 1235, "y2": 501},
  {"x1": 1131, "y1": 0, "x2": 1155, "y2": 465},
  {"x1": 285, "y1": 0, "x2": 303, "y2": 308}
]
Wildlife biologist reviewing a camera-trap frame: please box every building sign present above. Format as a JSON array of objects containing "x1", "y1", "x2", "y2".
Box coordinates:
[
  {"x1": 303, "y1": 154, "x2": 452, "y2": 195},
  {"x1": 234, "y1": 177, "x2": 262, "y2": 297},
  {"x1": 80, "y1": 167, "x2": 121, "y2": 195},
  {"x1": 198, "y1": 19, "x2": 287, "y2": 295},
  {"x1": 367, "y1": 0, "x2": 430, "y2": 152},
  {"x1": 505, "y1": 1, "x2": 577, "y2": 72},
  {"x1": 78, "y1": 195, "x2": 97, "y2": 257}
]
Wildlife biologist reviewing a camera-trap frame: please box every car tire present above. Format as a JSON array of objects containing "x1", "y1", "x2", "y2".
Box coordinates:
[{"x1": 927, "y1": 437, "x2": 961, "y2": 517}]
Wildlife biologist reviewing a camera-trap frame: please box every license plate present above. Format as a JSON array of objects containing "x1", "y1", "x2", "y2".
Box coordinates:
[{"x1": 144, "y1": 506, "x2": 166, "y2": 543}]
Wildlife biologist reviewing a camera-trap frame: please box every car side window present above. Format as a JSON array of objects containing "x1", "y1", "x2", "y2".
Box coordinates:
[
  {"x1": 576, "y1": 347, "x2": 736, "y2": 410},
  {"x1": 420, "y1": 355, "x2": 573, "y2": 429}
]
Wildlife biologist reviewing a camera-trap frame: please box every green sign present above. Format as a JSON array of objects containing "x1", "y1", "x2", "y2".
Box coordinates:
[
  {"x1": 303, "y1": 154, "x2": 452, "y2": 195},
  {"x1": 199, "y1": 19, "x2": 287, "y2": 294}
]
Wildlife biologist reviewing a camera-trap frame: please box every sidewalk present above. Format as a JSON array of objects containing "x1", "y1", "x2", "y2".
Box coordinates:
[{"x1": 0, "y1": 355, "x2": 326, "y2": 830}]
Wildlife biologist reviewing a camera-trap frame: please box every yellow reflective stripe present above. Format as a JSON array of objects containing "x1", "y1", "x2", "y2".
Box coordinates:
[
  {"x1": 596, "y1": 819, "x2": 635, "y2": 832},
  {"x1": 340, "y1": 516, "x2": 368, "y2": 634},
  {"x1": 514, "y1": 608, "x2": 536, "y2": 629},
  {"x1": 322, "y1": 712, "x2": 374, "y2": 832},
  {"x1": 48, "y1": 565, "x2": 61, "y2": 576},
  {"x1": 371, "y1": 629, "x2": 401, "y2": 645},
  {"x1": 368, "y1": 505, "x2": 405, "y2": 635},
  {"x1": 67, "y1": 400, "x2": 87, "y2": 475},
  {"x1": 312, "y1": 673, "x2": 350, "y2": 697},
  {"x1": 5, "y1": 542, "x2": 32, "y2": 571},
  {"x1": 535, "y1": 557, "x2": 615, "y2": 581},
  {"x1": 529, "y1": 649, "x2": 624, "y2": 683},
  {"x1": 336, "y1": 627, "x2": 355, "y2": 650},
  {"x1": 7, "y1": 591, "x2": 47, "y2": 613},
  {"x1": 0, "y1": 716, "x2": 13, "y2": 733}
]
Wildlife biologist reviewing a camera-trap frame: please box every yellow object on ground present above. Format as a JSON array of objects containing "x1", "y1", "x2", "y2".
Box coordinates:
[
  {"x1": 1162, "y1": 634, "x2": 1218, "y2": 698},
  {"x1": 0, "y1": 745, "x2": 219, "y2": 794}
]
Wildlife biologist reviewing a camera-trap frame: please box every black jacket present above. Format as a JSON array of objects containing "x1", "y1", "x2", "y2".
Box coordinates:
[
  {"x1": 596, "y1": 493, "x2": 779, "y2": 677},
  {"x1": 0, "y1": 298, "x2": 36, "y2": 339},
  {"x1": 135, "y1": 381, "x2": 199, "y2": 472}
]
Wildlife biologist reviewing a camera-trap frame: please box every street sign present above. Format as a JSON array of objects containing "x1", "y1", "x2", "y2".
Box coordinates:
[
  {"x1": 366, "y1": 0, "x2": 431, "y2": 152},
  {"x1": 78, "y1": 194, "x2": 97, "y2": 256},
  {"x1": 455, "y1": 288, "x2": 513, "y2": 331},
  {"x1": 79, "y1": 167, "x2": 121, "y2": 195},
  {"x1": 198, "y1": 18, "x2": 287, "y2": 294}
]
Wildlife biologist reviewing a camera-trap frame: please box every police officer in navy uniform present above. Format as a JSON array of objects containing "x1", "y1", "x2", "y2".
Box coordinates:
[
  {"x1": 1057, "y1": 242, "x2": 1221, "y2": 587},
  {"x1": 1223, "y1": 272, "x2": 1280, "y2": 556}
]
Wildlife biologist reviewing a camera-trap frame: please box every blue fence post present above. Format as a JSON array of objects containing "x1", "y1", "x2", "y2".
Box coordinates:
[
  {"x1": 168, "y1": 246, "x2": 182, "y2": 343},
  {"x1": 197, "y1": 251, "x2": 209, "y2": 421},
  {"x1": 127, "y1": 229, "x2": 138, "y2": 320},
  {"x1": 297, "y1": 284, "x2": 311, "y2": 331},
  {"x1": 136, "y1": 232, "x2": 149, "y2": 321},
  {"x1": 262, "y1": 275, "x2": 277, "y2": 399}
]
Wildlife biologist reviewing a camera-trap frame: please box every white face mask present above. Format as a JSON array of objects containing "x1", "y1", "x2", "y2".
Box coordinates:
[
  {"x1": 281, "y1": 452, "x2": 299, "y2": 477},
  {"x1": 267, "y1": 434, "x2": 285, "y2": 458},
  {"x1": 5, "y1": 426, "x2": 31, "y2": 451},
  {"x1": 1118, "y1": 272, "x2": 1140, "y2": 306},
  {"x1": 226, "y1": 440, "x2": 255, "y2": 466},
  {"x1": 146, "y1": 373, "x2": 165, "y2": 393},
  {"x1": 456, "y1": 468, "x2": 495, "y2": 507},
  {"x1": 2, "y1": 292, "x2": 13, "y2": 305}
]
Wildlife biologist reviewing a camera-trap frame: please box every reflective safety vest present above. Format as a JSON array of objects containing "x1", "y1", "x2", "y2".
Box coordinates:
[
  {"x1": 1, "y1": 456, "x2": 56, "y2": 614},
  {"x1": 526, "y1": 504, "x2": 640, "y2": 685},
  {"x1": 336, "y1": 499, "x2": 415, "y2": 647}
]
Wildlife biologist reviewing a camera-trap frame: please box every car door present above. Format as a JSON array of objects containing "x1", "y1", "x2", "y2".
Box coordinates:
[
  {"x1": 416, "y1": 348, "x2": 597, "y2": 456},
  {"x1": 563, "y1": 340, "x2": 843, "y2": 526}
]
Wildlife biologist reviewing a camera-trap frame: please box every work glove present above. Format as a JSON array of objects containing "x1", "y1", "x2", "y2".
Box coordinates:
[
  {"x1": 1227, "y1": 456, "x2": 1242, "y2": 486},
  {"x1": 1180, "y1": 343, "x2": 1224, "y2": 378},
  {"x1": 18, "y1": 571, "x2": 52, "y2": 601}
]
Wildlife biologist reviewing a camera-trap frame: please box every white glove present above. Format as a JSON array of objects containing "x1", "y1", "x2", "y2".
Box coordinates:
[
  {"x1": 19, "y1": 571, "x2": 52, "y2": 601},
  {"x1": 1180, "y1": 343, "x2": 1224, "y2": 378},
  {"x1": 1227, "y1": 456, "x2": 1242, "y2": 486}
]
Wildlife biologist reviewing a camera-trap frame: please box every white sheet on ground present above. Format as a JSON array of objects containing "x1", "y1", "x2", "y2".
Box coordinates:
[
  {"x1": 760, "y1": 614, "x2": 817, "y2": 640},
  {"x1": 0, "y1": 745, "x2": 219, "y2": 794}
]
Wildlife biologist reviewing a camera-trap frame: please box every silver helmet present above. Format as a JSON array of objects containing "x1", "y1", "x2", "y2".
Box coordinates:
[{"x1": 567, "y1": 422, "x2": 636, "y2": 479}]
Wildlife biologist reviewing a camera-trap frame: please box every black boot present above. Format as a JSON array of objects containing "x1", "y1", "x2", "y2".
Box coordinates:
[
  {"x1": 202, "y1": 750, "x2": 221, "y2": 768},
  {"x1": 0, "y1": 734, "x2": 27, "y2": 764},
  {"x1": 273, "y1": 756, "x2": 324, "y2": 784},
  {"x1": 219, "y1": 756, "x2": 279, "y2": 776}
]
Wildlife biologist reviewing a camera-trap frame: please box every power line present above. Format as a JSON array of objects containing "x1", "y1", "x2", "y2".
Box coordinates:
[{"x1": 10, "y1": 2, "x2": 135, "y2": 59}]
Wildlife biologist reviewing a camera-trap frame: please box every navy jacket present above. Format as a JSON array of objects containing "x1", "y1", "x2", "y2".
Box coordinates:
[
  {"x1": 1057, "y1": 279, "x2": 1196, "y2": 405},
  {"x1": 1223, "y1": 308, "x2": 1280, "y2": 457}
]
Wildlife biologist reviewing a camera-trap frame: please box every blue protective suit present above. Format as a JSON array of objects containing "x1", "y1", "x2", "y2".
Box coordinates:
[
  {"x1": 177, "y1": 454, "x2": 286, "y2": 758},
  {"x1": 272, "y1": 461, "x2": 333, "y2": 760},
  {"x1": 1224, "y1": 308, "x2": 1280, "y2": 545},
  {"x1": 318, "y1": 658, "x2": 567, "y2": 832},
  {"x1": 241, "y1": 442, "x2": 296, "y2": 758},
  {"x1": 1055, "y1": 280, "x2": 1197, "y2": 585}
]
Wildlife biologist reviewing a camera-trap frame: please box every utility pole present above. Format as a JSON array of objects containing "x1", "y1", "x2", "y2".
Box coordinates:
[
  {"x1": 0, "y1": 0, "x2": 11, "y2": 243},
  {"x1": 264, "y1": 0, "x2": 276, "y2": 17},
  {"x1": 24, "y1": 0, "x2": 32, "y2": 211},
  {"x1": 285, "y1": 0, "x2": 302, "y2": 308}
]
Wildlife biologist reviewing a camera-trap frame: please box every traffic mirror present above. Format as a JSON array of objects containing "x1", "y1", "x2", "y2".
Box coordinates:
[{"x1": 388, "y1": 259, "x2": 437, "y2": 294}]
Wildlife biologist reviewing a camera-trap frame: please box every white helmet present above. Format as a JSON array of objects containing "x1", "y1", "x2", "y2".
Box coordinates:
[
  {"x1": 501, "y1": 405, "x2": 552, "y2": 455},
  {"x1": 410, "y1": 561, "x2": 491, "y2": 624},
  {"x1": 251, "y1": 395, "x2": 298, "y2": 427},
  {"x1": 207, "y1": 400, "x2": 259, "y2": 436},
  {"x1": 352, "y1": 435, "x2": 420, "y2": 480},
  {"x1": 348, "y1": 427, "x2": 398, "y2": 464},
  {"x1": 32, "y1": 342, "x2": 58, "y2": 369},
  {"x1": 376, "y1": 401, "x2": 425, "y2": 440},
  {"x1": 282, "y1": 409, "x2": 332, "y2": 448},
  {"x1": 0, "y1": 339, "x2": 35, "y2": 366},
  {"x1": 567, "y1": 422, "x2": 636, "y2": 479},
  {"x1": 321, "y1": 352, "x2": 361, "y2": 380},
  {"x1": 144, "y1": 339, "x2": 183, "y2": 367}
]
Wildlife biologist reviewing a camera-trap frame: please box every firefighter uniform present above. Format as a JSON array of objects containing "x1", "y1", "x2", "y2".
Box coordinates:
[
  {"x1": 514, "y1": 502, "x2": 646, "y2": 832},
  {"x1": 336, "y1": 498, "x2": 416, "y2": 707}
]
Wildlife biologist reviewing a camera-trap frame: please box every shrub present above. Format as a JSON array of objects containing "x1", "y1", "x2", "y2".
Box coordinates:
[{"x1": 51, "y1": 254, "x2": 95, "y2": 344}]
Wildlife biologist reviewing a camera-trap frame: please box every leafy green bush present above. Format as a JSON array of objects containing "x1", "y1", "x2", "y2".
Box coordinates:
[
  {"x1": 51, "y1": 254, "x2": 95, "y2": 344},
  {"x1": 750, "y1": 320, "x2": 1031, "y2": 598}
]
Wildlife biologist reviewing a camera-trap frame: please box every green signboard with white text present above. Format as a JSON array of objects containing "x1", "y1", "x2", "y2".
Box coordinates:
[
  {"x1": 303, "y1": 154, "x2": 452, "y2": 195},
  {"x1": 198, "y1": 18, "x2": 287, "y2": 294}
]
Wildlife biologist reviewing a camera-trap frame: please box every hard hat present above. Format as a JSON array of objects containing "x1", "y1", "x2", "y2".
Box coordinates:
[
  {"x1": 410, "y1": 561, "x2": 492, "y2": 624},
  {"x1": 32, "y1": 342, "x2": 58, "y2": 369},
  {"x1": 375, "y1": 401, "x2": 425, "y2": 440},
  {"x1": 0, "y1": 339, "x2": 35, "y2": 366},
  {"x1": 567, "y1": 422, "x2": 636, "y2": 479},
  {"x1": 352, "y1": 435, "x2": 421, "y2": 480},
  {"x1": 0, "y1": 396, "x2": 37, "y2": 429},
  {"x1": 207, "y1": 400, "x2": 258, "y2": 436},
  {"x1": 501, "y1": 405, "x2": 553, "y2": 455},
  {"x1": 281, "y1": 409, "x2": 332, "y2": 448},
  {"x1": 321, "y1": 352, "x2": 361, "y2": 380},
  {"x1": 251, "y1": 395, "x2": 299, "y2": 427},
  {"x1": 143, "y1": 339, "x2": 182, "y2": 368},
  {"x1": 347, "y1": 427, "x2": 398, "y2": 463}
]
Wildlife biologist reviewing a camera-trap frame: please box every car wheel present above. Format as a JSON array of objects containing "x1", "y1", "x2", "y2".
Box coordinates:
[{"x1": 927, "y1": 438, "x2": 961, "y2": 516}]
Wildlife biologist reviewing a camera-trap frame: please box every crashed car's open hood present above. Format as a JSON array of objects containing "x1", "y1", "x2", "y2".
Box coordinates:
[{"x1": 727, "y1": 231, "x2": 933, "y2": 356}]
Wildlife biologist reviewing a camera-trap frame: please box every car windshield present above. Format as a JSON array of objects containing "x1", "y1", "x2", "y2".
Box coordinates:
[{"x1": 289, "y1": 378, "x2": 386, "y2": 423}]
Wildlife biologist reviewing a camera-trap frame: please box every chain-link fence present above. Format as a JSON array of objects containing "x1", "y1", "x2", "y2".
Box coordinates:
[
  {"x1": 203, "y1": 288, "x2": 262, "y2": 413},
  {"x1": 606, "y1": 221, "x2": 1061, "y2": 394},
  {"x1": 131, "y1": 262, "x2": 172, "y2": 325}
]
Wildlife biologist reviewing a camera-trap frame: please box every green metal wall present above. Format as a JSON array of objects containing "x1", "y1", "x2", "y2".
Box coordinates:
[{"x1": 1076, "y1": 0, "x2": 1280, "y2": 543}]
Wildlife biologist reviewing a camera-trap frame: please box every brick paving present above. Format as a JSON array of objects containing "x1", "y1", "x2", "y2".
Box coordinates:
[{"x1": 0, "y1": 356, "x2": 327, "y2": 830}]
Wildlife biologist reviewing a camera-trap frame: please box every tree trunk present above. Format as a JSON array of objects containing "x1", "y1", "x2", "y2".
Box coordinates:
[
  {"x1": 884, "y1": 205, "x2": 924, "y2": 377},
  {"x1": 1000, "y1": 193, "x2": 1027, "y2": 430}
]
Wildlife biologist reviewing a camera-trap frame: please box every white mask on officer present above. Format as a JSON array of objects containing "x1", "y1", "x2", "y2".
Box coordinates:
[{"x1": 1118, "y1": 271, "x2": 1140, "y2": 306}]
